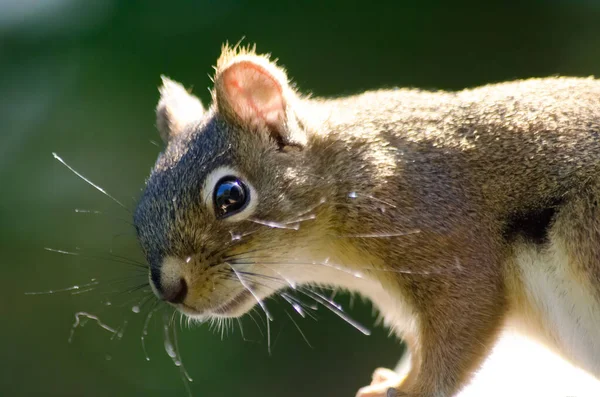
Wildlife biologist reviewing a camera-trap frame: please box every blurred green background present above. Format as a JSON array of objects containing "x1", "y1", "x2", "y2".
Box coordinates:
[{"x1": 2, "y1": 1, "x2": 600, "y2": 396}]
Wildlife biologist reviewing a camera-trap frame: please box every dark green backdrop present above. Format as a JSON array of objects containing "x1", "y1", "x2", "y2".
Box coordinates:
[{"x1": 2, "y1": 1, "x2": 600, "y2": 396}]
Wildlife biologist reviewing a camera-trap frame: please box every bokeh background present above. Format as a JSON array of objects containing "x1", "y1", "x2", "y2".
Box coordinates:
[{"x1": 2, "y1": 1, "x2": 600, "y2": 396}]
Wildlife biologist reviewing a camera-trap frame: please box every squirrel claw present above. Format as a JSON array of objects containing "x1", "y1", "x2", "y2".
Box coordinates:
[{"x1": 356, "y1": 367, "x2": 404, "y2": 397}]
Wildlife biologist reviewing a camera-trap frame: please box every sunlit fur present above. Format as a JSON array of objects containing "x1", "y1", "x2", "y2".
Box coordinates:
[{"x1": 134, "y1": 44, "x2": 600, "y2": 397}]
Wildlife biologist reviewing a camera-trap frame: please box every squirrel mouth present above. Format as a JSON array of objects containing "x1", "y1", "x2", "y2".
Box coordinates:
[
  {"x1": 176, "y1": 286, "x2": 256, "y2": 318},
  {"x1": 210, "y1": 289, "x2": 253, "y2": 316}
]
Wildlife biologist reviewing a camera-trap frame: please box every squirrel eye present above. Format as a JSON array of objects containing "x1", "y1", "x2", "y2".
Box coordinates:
[{"x1": 213, "y1": 176, "x2": 249, "y2": 218}]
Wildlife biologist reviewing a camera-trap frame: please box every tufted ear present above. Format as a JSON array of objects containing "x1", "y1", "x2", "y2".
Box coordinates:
[
  {"x1": 156, "y1": 76, "x2": 204, "y2": 143},
  {"x1": 214, "y1": 47, "x2": 306, "y2": 148}
]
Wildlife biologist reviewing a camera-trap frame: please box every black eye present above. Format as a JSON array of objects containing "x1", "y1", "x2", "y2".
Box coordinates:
[{"x1": 213, "y1": 176, "x2": 249, "y2": 218}]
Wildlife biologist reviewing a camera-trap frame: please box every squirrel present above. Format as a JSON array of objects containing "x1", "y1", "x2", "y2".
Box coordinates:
[{"x1": 133, "y1": 44, "x2": 600, "y2": 397}]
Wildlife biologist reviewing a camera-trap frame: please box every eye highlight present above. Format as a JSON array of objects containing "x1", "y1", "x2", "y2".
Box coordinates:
[
  {"x1": 202, "y1": 167, "x2": 257, "y2": 222},
  {"x1": 213, "y1": 176, "x2": 250, "y2": 218}
]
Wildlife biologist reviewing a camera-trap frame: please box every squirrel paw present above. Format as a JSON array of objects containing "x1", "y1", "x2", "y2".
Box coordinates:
[{"x1": 356, "y1": 367, "x2": 405, "y2": 397}]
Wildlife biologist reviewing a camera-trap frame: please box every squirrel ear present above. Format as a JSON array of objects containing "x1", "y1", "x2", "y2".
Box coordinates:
[
  {"x1": 156, "y1": 76, "x2": 204, "y2": 143},
  {"x1": 214, "y1": 49, "x2": 306, "y2": 148}
]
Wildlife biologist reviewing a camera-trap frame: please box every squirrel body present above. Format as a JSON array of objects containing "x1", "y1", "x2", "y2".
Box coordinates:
[{"x1": 134, "y1": 46, "x2": 600, "y2": 396}]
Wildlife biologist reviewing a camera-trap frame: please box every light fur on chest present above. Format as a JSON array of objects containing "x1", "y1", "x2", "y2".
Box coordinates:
[
  {"x1": 508, "y1": 241, "x2": 600, "y2": 377},
  {"x1": 279, "y1": 237, "x2": 600, "y2": 380}
]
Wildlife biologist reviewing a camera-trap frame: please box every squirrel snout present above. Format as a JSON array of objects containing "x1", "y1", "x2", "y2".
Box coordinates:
[
  {"x1": 149, "y1": 258, "x2": 189, "y2": 304},
  {"x1": 158, "y1": 277, "x2": 188, "y2": 304}
]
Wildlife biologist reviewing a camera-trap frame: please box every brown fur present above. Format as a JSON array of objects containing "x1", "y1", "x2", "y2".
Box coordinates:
[{"x1": 134, "y1": 45, "x2": 600, "y2": 396}]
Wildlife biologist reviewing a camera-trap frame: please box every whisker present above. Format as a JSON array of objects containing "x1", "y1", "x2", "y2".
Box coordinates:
[
  {"x1": 230, "y1": 258, "x2": 364, "y2": 279},
  {"x1": 26, "y1": 272, "x2": 147, "y2": 298},
  {"x1": 71, "y1": 287, "x2": 97, "y2": 295},
  {"x1": 284, "y1": 310, "x2": 313, "y2": 348},
  {"x1": 280, "y1": 214, "x2": 316, "y2": 225},
  {"x1": 308, "y1": 288, "x2": 342, "y2": 311},
  {"x1": 44, "y1": 247, "x2": 78, "y2": 256},
  {"x1": 347, "y1": 191, "x2": 397, "y2": 208},
  {"x1": 294, "y1": 197, "x2": 327, "y2": 218},
  {"x1": 242, "y1": 263, "x2": 298, "y2": 290},
  {"x1": 247, "y1": 211, "x2": 319, "y2": 230},
  {"x1": 281, "y1": 292, "x2": 319, "y2": 312},
  {"x1": 229, "y1": 229, "x2": 259, "y2": 241},
  {"x1": 236, "y1": 318, "x2": 250, "y2": 342},
  {"x1": 105, "y1": 252, "x2": 148, "y2": 267},
  {"x1": 281, "y1": 293, "x2": 307, "y2": 318},
  {"x1": 52, "y1": 152, "x2": 130, "y2": 213},
  {"x1": 226, "y1": 270, "x2": 285, "y2": 284},
  {"x1": 115, "y1": 294, "x2": 152, "y2": 313},
  {"x1": 247, "y1": 218, "x2": 300, "y2": 230},
  {"x1": 44, "y1": 247, "x2": 147, "y2": 270},
  {"x1": 300, "y1": 287, "x2": 371, "y2": 336},
  {"x1": 74, "y1": 208, "x2": 102, "y2": 214},
  {"x1": 266, "y1": 311, "x2": 271, "y2": 355},
  {"x1": 219, "y1": 278, "x2": 277, "y2": 294},
  {"x1": 220, "y1": 317, "x2": 226, "y2": 340},
  {"x1": 218, "y1": 272, "x2": 283, "y2": 292},
  {"x1": 113, "y1": 282, "x2": 151, "y2": 298},
  {"x1": 246, "y1": 308, "x2": 265, "y2": 337},
  {"x1": 137, "y1": 293, "x2": 159, "y2": 312},
  {"x1": 25, "y1": 279, "x2": 100, "y2": 295},
  {"x1": 170, "y1": 307, "x2": 178, "y2": 327},
  {"x1": 335, "y1": 230, "x2": 420, "y2": 238},
  {"x1": 227, "y1": 264, "x2": 272, "y2": 321},
  {"x1": 230, "y1": 257, "x2": 437, "y2": 276}
]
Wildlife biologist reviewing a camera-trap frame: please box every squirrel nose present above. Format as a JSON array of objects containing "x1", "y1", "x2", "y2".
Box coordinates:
[
  {"x1": 149, "y1": 257, "x2": 190, "y2": 304},
  {"x1": 161, "y1": 278, "x2": 188, "y2": 304},
  {"x1": 150, "y1": 270, "x2": 188, "y2": 304}
]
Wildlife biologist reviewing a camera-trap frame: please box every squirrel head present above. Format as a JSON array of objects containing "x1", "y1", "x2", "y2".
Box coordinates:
[{"x1": 135, "y1": 45, "x2": 334, "y2": 319}]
